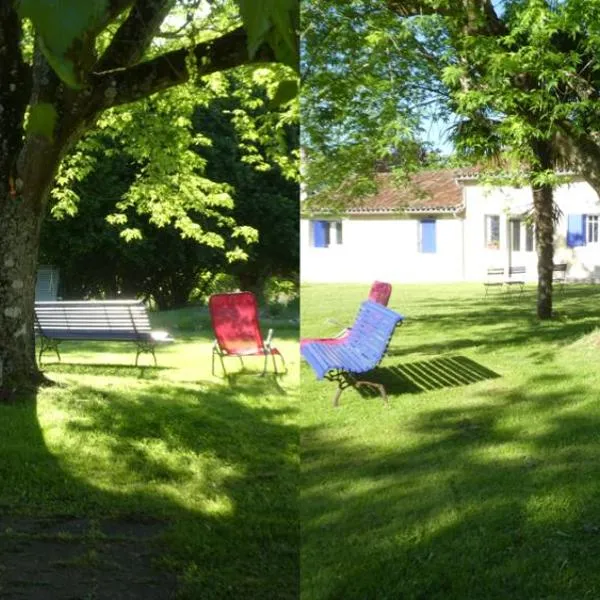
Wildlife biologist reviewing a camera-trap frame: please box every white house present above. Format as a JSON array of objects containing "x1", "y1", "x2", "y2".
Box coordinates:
[{"x1": 300, "y1": 169, "x2": 600, "y2": 283}]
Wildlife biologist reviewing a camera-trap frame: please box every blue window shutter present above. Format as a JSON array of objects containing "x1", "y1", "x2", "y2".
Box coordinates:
[
  {"x1": 567, "y1": 214, "x2": 586, "y2": 247},
  {"x1": 313, "y1": 220, "x2": 328, "y2": 248},
  {"x1": 421, "y1": 219, "x2": 436, "y2": 253}
]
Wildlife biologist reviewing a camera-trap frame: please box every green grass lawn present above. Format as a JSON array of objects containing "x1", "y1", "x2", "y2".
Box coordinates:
[
  {"x1": 0, "y1": 305, "x2": 299, "y2": 599},
  {"x1": 301, "y1": 283, "x2": 600, "y2": 600}
]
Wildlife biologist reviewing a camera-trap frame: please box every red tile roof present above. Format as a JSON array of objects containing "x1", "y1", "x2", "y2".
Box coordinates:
[{"x1": 349, "y1": 169, "x2": 464, "y2": 213}]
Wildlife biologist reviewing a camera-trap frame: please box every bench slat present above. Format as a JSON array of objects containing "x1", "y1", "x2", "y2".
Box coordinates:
[{"x1": 35, "y1": 300, "x2": 171, "y2": 344}]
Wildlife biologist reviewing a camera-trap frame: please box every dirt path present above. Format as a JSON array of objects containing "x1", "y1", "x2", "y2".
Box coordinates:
[{"x1": 0, "y1": 516, "x2": 177, "y2": 599}]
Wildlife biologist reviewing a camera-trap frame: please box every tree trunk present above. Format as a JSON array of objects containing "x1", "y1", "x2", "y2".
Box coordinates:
[
  {"x1": 531, "y1": 141, "x2": 555, "y2": 320},
  {"x1": 0, "y1": 191, "x2": 46, "y2": 390}
]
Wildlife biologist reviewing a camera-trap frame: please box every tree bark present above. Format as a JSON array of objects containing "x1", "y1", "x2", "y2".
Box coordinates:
[
  {"x1": 0, "y1": 194, "x2": 45, "y2": 390},
  {"x1": 531, "y1": 140, "x2": 555, "y2": 320}
]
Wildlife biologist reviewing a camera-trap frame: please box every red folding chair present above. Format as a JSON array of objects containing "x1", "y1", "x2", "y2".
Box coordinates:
[
  {"x1": 368, "y1": 281, "x2": 392, "y2": 306},
  {"x1": 209, "y1": 291, "x2": 286, "y2": 376}
]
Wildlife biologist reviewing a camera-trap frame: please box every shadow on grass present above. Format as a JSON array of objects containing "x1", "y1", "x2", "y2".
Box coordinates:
[
  {"x1": 301, "y1": 371, "x2": 600, "y2": 600},
  {"x1": 0, "y1": 375, "x2": 298, "y2": 599},
  {"x1": 389, "y1": 309, "x2": 600, "y2": 362},
  {"x1": 358, "y1": 356, "x2": 501, "y2": 396},
  {"x1": 223, "y1": 371, "x2": 289, "y2": 396},
  {"x1": 40, "y1": 362, "x2": 170, "y2": 378}
]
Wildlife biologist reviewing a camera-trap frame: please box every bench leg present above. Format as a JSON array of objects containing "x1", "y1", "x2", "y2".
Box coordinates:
[
  {"x1": 328, "y1": 371, "x2": 389, "y2": 407},
  {"x1": 135, "y1": 343, "x2": 158, "y2": 367},
  {"x1": 355, "y1": 380, "x2": 389, "y2": 407},
  {"x1": 39, "y1": 338, "x2": 61, "y2": 365}
]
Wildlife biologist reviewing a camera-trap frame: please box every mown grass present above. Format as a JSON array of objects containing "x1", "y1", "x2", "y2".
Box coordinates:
[
  {"x1": 0, "y1": 304, "x2": 299, "y2": 599},
  {"x1": 301, "y1": 283, "x2": 600, "y2": 600}
]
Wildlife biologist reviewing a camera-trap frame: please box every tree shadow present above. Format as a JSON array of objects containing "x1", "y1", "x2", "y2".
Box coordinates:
[
  {"x1": 223, "y1": 371, "x2": 289, "y2": 396},
  {"x1": 301, "y1": 371, "x2": 600, "y2": 600},
  {"x1": 0, "y1": 375, "x2": 298, "y2": 599}
]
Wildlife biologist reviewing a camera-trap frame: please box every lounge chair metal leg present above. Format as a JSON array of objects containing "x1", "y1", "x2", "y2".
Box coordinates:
[
  {"x1": 278, "y1": 353, "x2": 287, "y2": 374},
  {"x1": 260, "y1": 352, "x2": 268, "y2": 376}
]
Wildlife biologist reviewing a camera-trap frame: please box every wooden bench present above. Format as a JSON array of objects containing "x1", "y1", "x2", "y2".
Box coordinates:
[
  {"x1": 34, "y1": 300, "x2": 174, "y2": 365},
  {"x1": 553, "y1": 263, "x2": 567, "y2": 292},
  {"x1": 301, "y1": 300, "x2": 404, "y2": 406},
  {"x1": 505, "y1": 266, "x2": 526, "y2": 294}
]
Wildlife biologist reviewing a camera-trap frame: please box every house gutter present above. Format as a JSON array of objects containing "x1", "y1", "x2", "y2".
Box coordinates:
[{"x1": 302, "y1": 203, "x2": 465, "y2": 217}]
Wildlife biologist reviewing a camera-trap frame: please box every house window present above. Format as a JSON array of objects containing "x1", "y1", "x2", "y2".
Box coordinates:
[
  {"x1": 311, "y1": 220, "x2": 342, "y2": 248},
  {"x1": 510, "y1": 219, "x2": 521, "y2": 252},
  {"x1": 567, "y1": 214, "x2": 600, "y2": 247},
  {"x1": 509, "y1": 219, "x2": 535, "y2": 252},
  {"x1": 332, "y1": 221, "x2": 343, "y2": 245},
  {"x1": 525, "y1": 223, "x2": 534, "y2": 252},
  {"x1": 485, "y1": 215, "x2": 500, "y2": 249},
  {"x1": 419, "y1": 219, "x2": 436, "y2": 253},
  {"x1": 588, "y1": 215, "x2": 599, "y2": 243}
]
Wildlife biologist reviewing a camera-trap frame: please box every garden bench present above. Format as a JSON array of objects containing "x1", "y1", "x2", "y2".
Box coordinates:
[
  {"x1": 301, "y1": 300, "x2": 404, "y2": 406},
  {"x1": 553, "y1": 263, "x2": 567, "y2": 292},
  {"x1": 505, "y1": 266, "x2": 526, "y2": 294},
  {"x1": 34, "y1": 300, "x2": 174, "y2": 365},
  {"x1": 483, "y1": 267, "x2": 505, "y2": 297}
]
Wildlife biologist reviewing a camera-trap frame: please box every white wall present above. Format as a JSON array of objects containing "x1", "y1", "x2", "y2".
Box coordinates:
[
  {"x1": 463, "y1": 179, "x2": 600, "y2": 282},
  {"x1": 462, "y1": 183, "x2": 537, "y2": 281},
  {"x1": 553, "y1": 180, "x2": 600, "y2": 280},
  {"x1": 300, "y1": 215, "x2": 465, "y2": 283}
]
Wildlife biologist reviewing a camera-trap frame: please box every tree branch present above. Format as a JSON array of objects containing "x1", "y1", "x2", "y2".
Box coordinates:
[
  {"x1": 96, "y1": 0, "x2": 175, "y2": 71},
  {"x1": 385, "y1": 0, "x2": 506, "y2": 35},
  {"x1": 554, "y1": 124, "x2": 600, "y2": 197},
  {"x1": 96, "y1": 0, "x2": 138, "y2": 38},
  {"x1": 90, "y1": 26, "x2": 276, "y2": 110},
  {"x1": 0, "y1": 5, "x2": 31, "y2": 188}
]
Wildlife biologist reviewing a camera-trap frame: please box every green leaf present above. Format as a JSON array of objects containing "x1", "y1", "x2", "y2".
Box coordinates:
[
  {"x1": 235, "y1": 0, "x2": 298, "y2": 69},
  {"x1": 270, "y1": 78, "x2": 299, "y2": 108},
  {"x1": 17, "y1": 0, "x2": 110, "y2": 87}
]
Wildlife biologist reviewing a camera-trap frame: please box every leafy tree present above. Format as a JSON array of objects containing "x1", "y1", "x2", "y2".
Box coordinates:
[
  {"x1": 0, "y1": 0, "x2": 298, "y2": 389},
  {"x1": 40, "y1": 78, "x2": 298, "y2": 309},
  {"x1": 194, "y1": 92, "x2": 299, "y2": 300},
  {"x1": 40, "y1": 147, "x2": 229, "y2": 309},
  {"x1": 302, "y1": 0, "x2": 600, "y2": 319}
]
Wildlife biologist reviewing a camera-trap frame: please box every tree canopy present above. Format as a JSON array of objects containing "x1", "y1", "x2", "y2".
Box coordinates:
[
  {"x1": 303, "y1": 0, "x2": 600, "y2": 190},
  {"x1": 40, "y1": 74, "x2": 298, "y2": 309}
]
